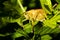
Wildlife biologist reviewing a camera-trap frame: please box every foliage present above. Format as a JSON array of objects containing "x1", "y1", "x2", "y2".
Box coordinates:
[{"x1": 0, "y1": 0, "x2": 60, "y2": 40}]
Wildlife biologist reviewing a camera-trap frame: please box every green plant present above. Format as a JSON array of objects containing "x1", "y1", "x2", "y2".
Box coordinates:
[{"x1": 0, "y1": 0, "x2": 60, "y2": 40}]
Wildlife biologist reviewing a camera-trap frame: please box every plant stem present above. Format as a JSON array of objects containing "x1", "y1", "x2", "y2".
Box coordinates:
[
  {"x1": 50, "y1": 11, "x2": 60, "y2": 21},
  {"x1": 17, "y1": 0, "x2": 25, "y2": 12},
  {"x1": 53, "y1": 3, "x2": 57, "y2": 8}
]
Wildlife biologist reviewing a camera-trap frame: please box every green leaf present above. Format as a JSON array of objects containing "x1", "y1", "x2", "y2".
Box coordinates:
[
  {"x1": 12, "y1": 32, "x2": 23, "y2": 38},
  {"x1": 24, "y1": 23, "x2": 33, "y2": 33},
  {"x1": 40, "y1": 0, "x2": 52, "y2": 14},
  {"x1": 43, "y1": 20, "x2": 57, "y2": 28},
  {"x1": 34, "y1": 22, "x2": 42, "y2": 34},
  {"x1": 43, "y1": 14, "x2": 60, "y2": 28},
  {"x1": 44, "y1": 0, "x2": 52, "y2": 11},
  {"x1": 40, "y1": 27, "x2": 50, "y2": 35},
  {"x1": 51, "y1": 27, "x2": 60, "y2": 33},
  {"x1": 50, "y1": 15, "x2": 60, "y2": 22},
  {"x1": 41, "y1": 35, "x2": 52, "y2": 40},
  {"x1": 57, "y1": 20, "x2": 60, "y2": 22},
  {"x1": 12, "y1": 29, "x2": 28, "y2": 39}
]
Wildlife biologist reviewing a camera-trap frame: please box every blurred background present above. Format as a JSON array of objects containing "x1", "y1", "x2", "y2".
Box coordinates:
[{"x1": 0, "y1": 0, "x2": 60, "y2": 40}]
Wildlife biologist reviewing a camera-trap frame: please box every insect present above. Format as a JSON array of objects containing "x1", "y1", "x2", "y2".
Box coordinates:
[{"x1": 24, "y1": 9, "x2": 47, "y2": 25}]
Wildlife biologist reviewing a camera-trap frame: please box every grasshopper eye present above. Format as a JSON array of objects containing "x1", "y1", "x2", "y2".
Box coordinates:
[
  {"x1": 24, "y1": 12, "x2": 29, "y2": 20},
  {"x1": 24, "y1": 12, "x2": 27, "y2": 15}
]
